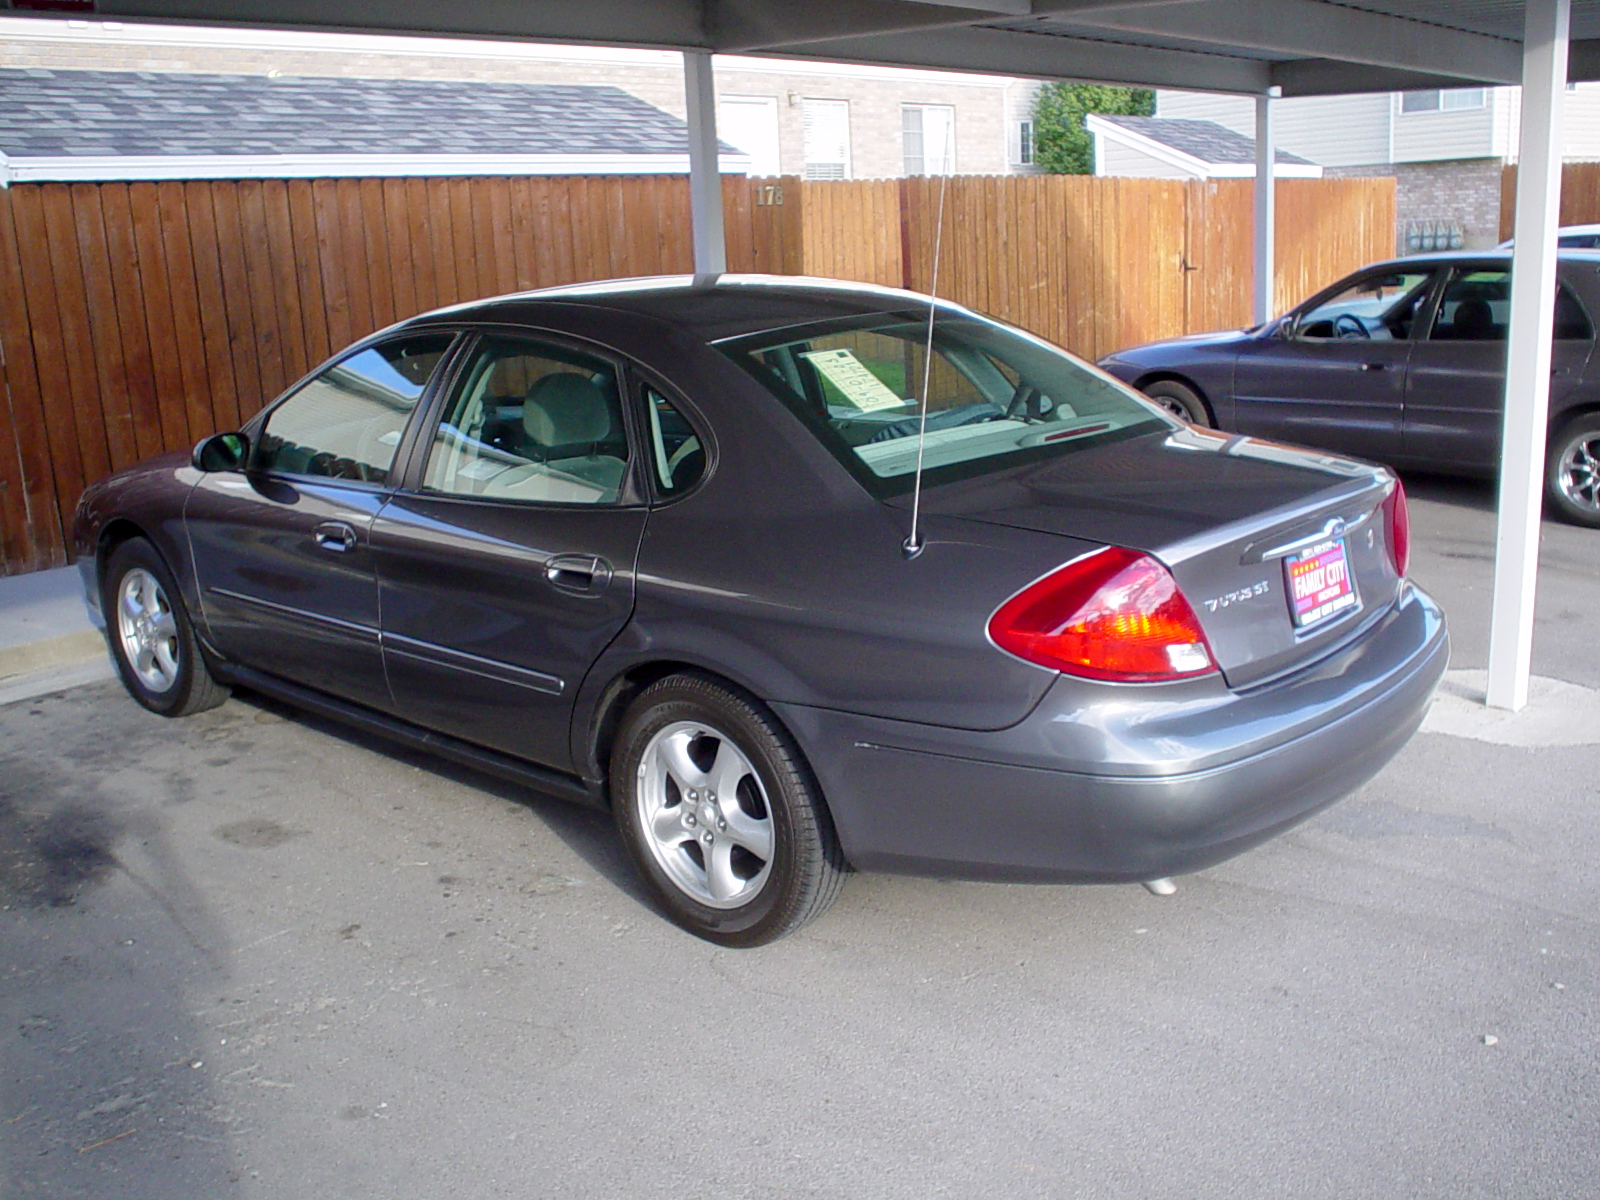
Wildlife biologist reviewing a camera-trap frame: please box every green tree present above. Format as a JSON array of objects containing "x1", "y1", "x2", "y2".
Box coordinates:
[{"x1": 1032, "y1": 83, "x2": 1156, "y2": 175}]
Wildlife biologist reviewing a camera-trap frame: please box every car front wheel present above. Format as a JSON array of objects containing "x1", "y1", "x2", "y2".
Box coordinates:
[
  {"x1": 610, "y1": 673, "x2": 846, "y2": 946},
  {"x1": 103, "y1": 538, "x2": 229, "y2": 717},
  {"x1": 1547, "y1": 414, "x2": 1600, "y2": 528}
]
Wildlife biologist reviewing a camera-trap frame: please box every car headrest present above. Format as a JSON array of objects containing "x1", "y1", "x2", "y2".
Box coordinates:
[
  {"x1": 523, "y1": 373, "x2": 613, "y2": 449},
  {"x1": 1452, "y1": 298, "x2": 1495, "y2": 340}
]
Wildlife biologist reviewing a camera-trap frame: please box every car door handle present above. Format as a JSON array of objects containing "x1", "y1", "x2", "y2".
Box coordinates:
[
  {"x1": 544, "y1": 553, "x2": 613, "y2": 595},
  {"x1": 313, "y1": 521, "x2": 358, "y2": 553},
  {"x1": 1358, "y1": 362, "x2": 1386, "y2": 372}
]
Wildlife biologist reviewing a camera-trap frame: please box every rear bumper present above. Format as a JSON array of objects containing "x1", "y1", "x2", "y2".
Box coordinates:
[{"x1": 774, "y1": 582, "x2": 1448, "y2": 883}]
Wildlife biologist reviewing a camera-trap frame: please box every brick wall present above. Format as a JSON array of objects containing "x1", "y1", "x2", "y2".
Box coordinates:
[{"x1": 1327, "y1": 158, "x2": 1503, "y2": 252}]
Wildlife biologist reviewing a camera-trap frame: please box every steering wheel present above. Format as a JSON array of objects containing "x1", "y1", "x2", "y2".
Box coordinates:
[{"x1": 1334, "y1": 313, "x2": 1371, "y2": 340}]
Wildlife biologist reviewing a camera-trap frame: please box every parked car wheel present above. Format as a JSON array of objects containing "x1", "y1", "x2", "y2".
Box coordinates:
[
  {"x1": 1547, "y1": 414, "x2": 1600, "y2": 528},
  {"x1": 1140, "y1": 379, "x2": 1211, "y2": 426},
  {"x1": 103, "y1": 538, "x2": 229, "y2": 717},
  {"x1": 611, "y1": 673, "x2": 846, "y2": 946}
]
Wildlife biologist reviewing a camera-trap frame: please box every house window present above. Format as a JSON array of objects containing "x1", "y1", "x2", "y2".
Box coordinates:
[
  {"x1": 1400, "y1": 88, "x2": 1486, "y2": 113},
  {"x1": 803, "y1": 98, "x2": 851, "y2": 180},
  {"x1": 1016, "y1": 119, "x2": 1034, "y2": 166},
  {"x1": 718, "y1": 95, "x2": 781, "y2": 177},
  {"x1": 903, "y1": 104, "x2": 955, "y2": 176}
]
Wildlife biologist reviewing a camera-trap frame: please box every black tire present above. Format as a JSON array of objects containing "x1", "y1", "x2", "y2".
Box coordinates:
[
  {"x1": 1140, "y1": 379, "x2": 1211, "y2": 426},
  {"x1": 102, "y1": 538, "x2": 229, "y2": 717},
  {"x1": 610, "y1": 673, "x2": 846, "y2": 947},
  {"x1": 1546, "y1": 414, "x2": 1600, "y2": 528}
]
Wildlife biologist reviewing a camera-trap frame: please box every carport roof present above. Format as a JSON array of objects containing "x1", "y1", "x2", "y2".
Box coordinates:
[{"x1": 14, "y1": 1, "x2": 1599, "y2": 95}]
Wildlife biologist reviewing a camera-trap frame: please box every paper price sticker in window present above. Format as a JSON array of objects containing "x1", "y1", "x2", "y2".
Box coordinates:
[{"x1": 799, "y1": 349, "x2": 906, "y2": 413}]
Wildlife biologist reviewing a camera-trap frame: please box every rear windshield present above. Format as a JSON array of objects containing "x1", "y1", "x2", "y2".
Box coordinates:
[{"x1": 718, "y1": 311, "x2": 1168, "y2": 497}]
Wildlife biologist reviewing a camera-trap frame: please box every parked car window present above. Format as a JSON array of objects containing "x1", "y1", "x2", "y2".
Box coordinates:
[
  {"x1": 1426, "y1": 269, "x2": 1592, "y2": 342},
  {"x1": 1293, "y1": 270, "x2": 1435, "y2": 341},
  {"x1": 721, "y1": 312, "x2": 1165, "y2": 496},
  {"x1": 644, "y1": 387, "x2": 705, "y2": 496},
  {"x1": 255, "y1": 334, "x2": 453, "y2": 483},
  {"x1": 421, "y1": 335, "x2": 630, "y2": 505}
]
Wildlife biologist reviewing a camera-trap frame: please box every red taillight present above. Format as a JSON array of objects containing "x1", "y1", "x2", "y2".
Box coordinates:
[
  {"x1": 1385, "y1": 480, "x2": 1410, "y2": 578},
  {"x1": 988, "y1": 547, "x2": 1217, "y2": 682}
]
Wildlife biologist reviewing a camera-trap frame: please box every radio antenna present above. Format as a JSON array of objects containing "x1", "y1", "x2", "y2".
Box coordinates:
[{"x1": 901, "y1": 137, "x2": 954, "y2": 560}]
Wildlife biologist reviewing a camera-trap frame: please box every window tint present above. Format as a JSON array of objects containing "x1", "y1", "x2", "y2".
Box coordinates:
[
  {"x1": 256, "y1": 335, "x2": 450, "y2": 482},
  {"x1": 1294, "y1": 271, "x2": 1434, "y2": 341},
  {"x1": 721, "y1": 313, "x2": 1164, "y2": 497},
  {"x1": 644, "y1": 388, "x2": 704, "y2": 496},
  {"x1": 1426, "y1": 269, "x2": 1592, "y2": 342},
  {"x1": 421, "y1": 336, "x2": 629, "y2": 505}
]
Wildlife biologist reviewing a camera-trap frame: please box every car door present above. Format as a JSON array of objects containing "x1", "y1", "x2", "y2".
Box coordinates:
[
  {"x1": 372, "y1": 332, "x2": 649, "y2": 774},
  {"x1": 186, "y1": 332, "x2": 457, "y2": 711},
  {"x1": 1230, "y1": 265, "x2": 1439, "y2": 462},
  {"x1": 1402, "y1": 265, "x2": 1595, "y2": 471}
]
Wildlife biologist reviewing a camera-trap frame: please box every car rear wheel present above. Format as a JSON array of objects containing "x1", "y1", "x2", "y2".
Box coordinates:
[
  {"x1": 1547, "y1": 414, "x2": 1600, "y2": 528},
  {"x1": 1140, "y1": 379, "x2": 1211, "y2": 426},
  {"x1": 610, "y1": 673, "x2": 846, "y2": 946},
  {"x1": 104, "y1": 538, "x2": 229, "y2": 717}
]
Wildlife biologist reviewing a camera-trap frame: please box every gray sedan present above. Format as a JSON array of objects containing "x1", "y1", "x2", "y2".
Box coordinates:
[
  {"x1": 75, "y1": 277, "x2": 1447, "y2": 945},
  {"x1": 1097, "y1": 251, "x2": 1600, "y2": 528}
]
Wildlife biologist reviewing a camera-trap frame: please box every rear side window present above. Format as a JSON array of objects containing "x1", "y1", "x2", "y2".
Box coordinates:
[
  {"x1": 256, "y1": 334, "x2": 452, "y2": 483},
  {"x1": 644, "y1": 387, "x2": 705, "y2": 496},
  {"x1": 1426, "y1": 268, "x2": 1593, "y2": 342},
  {"x1": 720, "y1": 312, "x2": 1163, "y2": 497},
  {"x1": 420, "y1": 335, "x2": 630, "y2": 505}
]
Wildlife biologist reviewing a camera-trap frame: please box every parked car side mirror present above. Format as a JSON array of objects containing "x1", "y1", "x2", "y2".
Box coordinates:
[{"x1": 192, "y1": 431, "x2": 249, "y2": 472}]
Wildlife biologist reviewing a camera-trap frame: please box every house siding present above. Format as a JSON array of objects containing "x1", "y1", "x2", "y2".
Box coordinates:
[
  {"x1": 1392, "y1": 102, "x2": 1496, "y2": 162},
  {"x1": 1156, "y1": 90, "x2": 1389, "y2": 167},
  {"x1": 1097, "y1": 138, "x2": 1191, "y2": 178}
]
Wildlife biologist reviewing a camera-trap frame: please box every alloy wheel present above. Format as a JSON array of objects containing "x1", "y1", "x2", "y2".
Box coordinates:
[
  {"x1": 635, "y1": 720, "x2": 775, "y2": 909},
  {"x1": 116, "y1": 566, "x2": 181, "y2": 693}
]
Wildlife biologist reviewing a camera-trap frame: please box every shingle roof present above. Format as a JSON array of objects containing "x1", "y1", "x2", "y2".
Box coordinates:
[
  {"x1": 0, "y1": 68, "x2": 731, "y2": 158},
  {"x1": 1096, "y1": 115, "x2": 1317, "y2": 167}
]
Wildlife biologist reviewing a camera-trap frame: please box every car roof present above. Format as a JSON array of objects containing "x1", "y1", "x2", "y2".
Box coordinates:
[
  {"x1": 406, "y1": 274, "x2": 947, "y2": 342},
  {"x1": 1397, "y1": 247, "x2": 1600, "y2": 265}
]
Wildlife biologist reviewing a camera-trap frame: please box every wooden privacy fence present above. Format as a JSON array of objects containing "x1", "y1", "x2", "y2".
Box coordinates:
[
  {"x1": 0, "y1": 172, "x2": 1392, "y2": 575},
  {"x1": 1500, "y1": 161, "x2": 1600, "y2": 239}
]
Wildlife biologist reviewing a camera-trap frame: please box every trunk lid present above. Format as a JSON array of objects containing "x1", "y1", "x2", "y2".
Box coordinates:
[{"x1": 894, "y1": 426, "x2": 1403, "y2": 689}]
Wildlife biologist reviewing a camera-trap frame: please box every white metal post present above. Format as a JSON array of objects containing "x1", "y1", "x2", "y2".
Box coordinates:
[
  {"x1": 682, "y1": 49, "x2": 727, "y2": 276},
  {"x1": 1252, "y1": 89, "x2": 1278, "y2": 325},
  {"x1": 1486, "y1": 0, "x2": 1570, "y2": 711}
]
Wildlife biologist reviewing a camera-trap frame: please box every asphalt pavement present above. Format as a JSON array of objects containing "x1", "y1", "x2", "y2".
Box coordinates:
[{"x1": 2, "y1": 474, "x2": 1597, "y2": 1199}]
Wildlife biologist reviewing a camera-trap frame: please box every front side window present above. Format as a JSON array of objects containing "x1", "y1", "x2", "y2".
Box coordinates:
[
  {"x1": 1292, "y1": 270, "x2": 1436, "y2": 341},
  {"x1": 421, "y1": 336, "x2": 629, "y2": 505},
  {"x1": 255, "y1": 334, "x2": 452, "y2": 483},
  {"x1": 720, "y1": 312, "x2": 1165, "y2": 497}
]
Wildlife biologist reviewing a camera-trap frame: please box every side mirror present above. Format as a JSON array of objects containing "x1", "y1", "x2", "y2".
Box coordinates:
[{"x1": 192, "y1": 431, "x2": 249, "y2": 473}]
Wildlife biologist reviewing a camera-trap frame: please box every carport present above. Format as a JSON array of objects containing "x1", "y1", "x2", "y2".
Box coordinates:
[{"x1": 13, "y1": 0, "x2": 1585, "y2": 711}]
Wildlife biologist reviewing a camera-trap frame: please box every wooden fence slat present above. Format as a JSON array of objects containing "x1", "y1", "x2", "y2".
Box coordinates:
[
  {"x1": 178, "y1": 181, "x2": 242, "y2": 434},
  {"x1": 67, "y1": 183, "x2": 141, "y2": 474},
  {"x1": 206, "y1": 182, "x2": 262, "y2": 429},
  {"x1": 262, "y1": 179, "x2": 312, "y2": 386},
  {"x1": 286, "y1": 180, "x2": 332, "y2": 370},
  {"x1": 0, "y1": 189, "x2": 65, "y2": 571},
  {"x1": 95, "y1": 185, "x2": 164, "y2": 463}
]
